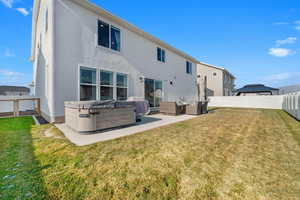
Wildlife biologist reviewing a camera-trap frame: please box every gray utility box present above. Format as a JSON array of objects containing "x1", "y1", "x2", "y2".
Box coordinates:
[{"x1": 65, "y1": 101, "x2": 136, "y2": 133}]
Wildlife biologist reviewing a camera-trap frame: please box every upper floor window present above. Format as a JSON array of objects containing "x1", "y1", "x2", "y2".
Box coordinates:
[
  {"x1": 111, "y1": 26, "x2": 121, "y2": 51},
  {"x1": 45, "y1": 9, "x2": 48, "y2": 32},
  {"x1": 157, "y1": 47, "x2": 165, "y2": 62},
  {"x1": 186, "y1": 61, "x2": 192, "y2": 74},
  {"x1": 98, "y1": 20, "x2": 121, "y2": 51},
  {"x1": 213, "y1": 72, "x2": 217, "y2": 76},
  {"x1": 98, "y1": 20, "x2": 110, "y2": 48}
]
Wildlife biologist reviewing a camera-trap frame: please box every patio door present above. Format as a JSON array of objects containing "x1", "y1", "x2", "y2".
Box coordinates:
[{"x1": 145, "y1": 78, "x2": 162, "y2": 108}]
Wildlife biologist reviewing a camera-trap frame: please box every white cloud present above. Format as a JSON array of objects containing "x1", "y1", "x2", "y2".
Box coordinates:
[
  {"x1": 276, "y1": 37, "x2": 297, "y2": 46},
  {"x1": 16, "y1": 7, "x2": 29, "y2": 16},
  {"x1": 0, "y1": 1, "x2": 30, "y2": 16},
  {"x1": 0, "y1": 0, "x2": 14, "y2": 8},
  {"x1": 273, "y1": 22, "x2": 289, "y2": 25},
  {"x1": 0, "y1": 69, "x2": 22, "y2": 76},
  {"x1": 4, "y1": 49, "x2": 15, "y2": 57},
  {"x1": 263, "y1": 72, "x2": 293, "y2": 81},
  {"x1": 268, "y1": 48, "x2": 294, "y2": 57},
  {"x1": 0, "y1": 69, "x2": 26, "y2": 85},
  {"x1": 262, "y1": 72, "x2": 300, "y2": 85}
]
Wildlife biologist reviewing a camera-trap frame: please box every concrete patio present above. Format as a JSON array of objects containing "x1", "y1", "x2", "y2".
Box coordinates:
[{"x1": 55, "y1": 114, "x2": 197, "y2": 146}]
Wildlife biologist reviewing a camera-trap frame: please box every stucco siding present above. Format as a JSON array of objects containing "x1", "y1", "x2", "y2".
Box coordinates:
[
  {"x1": 51, "y1": 0, "x2": 197, "y2": 118},
  {"x1": 33, "y1": 0, "x2": 55, "y2": 119},
  {"x1": 197, "y1": 63, "x2": 223, "y2": 96}
]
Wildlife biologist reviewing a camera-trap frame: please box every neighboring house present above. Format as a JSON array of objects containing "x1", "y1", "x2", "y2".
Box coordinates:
[
  {"x1": 235, "y1": 84, "x2": 279, "y2": 96},
  {"x1": 31, "y1": 0, "x2": 199, "y2": 122},
  {"x1": 197, "y1": 62, "x2": 235, "y2": 97},
  {"x1": 279, "y1": 84, "x2": 300, "y2": 95},
  {"x1": 0, "y1": 86, "x2": 30, "y2": 96}
]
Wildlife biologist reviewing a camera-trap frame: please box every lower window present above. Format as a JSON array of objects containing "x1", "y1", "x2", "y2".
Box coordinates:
[
  {"x1": 117, "y1": 88, "x2": 127, "y2": 101},
  {"x1": 100, "y1": 86, "x2": 113, "y2": 100},
  {"x1": 80, "y1": 85, "x2": 96, "y2": 101},
  {"x1": 79, "y1": 66, "x2": 128, "y2": 101}
]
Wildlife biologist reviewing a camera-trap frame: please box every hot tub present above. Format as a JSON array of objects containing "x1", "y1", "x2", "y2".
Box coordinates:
[{"x1": 65, "y1": 101, "x2": 136, "y2": 133}]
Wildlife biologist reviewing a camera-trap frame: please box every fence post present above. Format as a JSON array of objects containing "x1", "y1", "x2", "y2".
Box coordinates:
[
  {"x1": 36, "y1": 98, "x2": 41, "y2": 115},
  {"x1": 13, "y1": 99, "x2": 19, "y2": 117},
  {"x1": 297, "y1": 93, "x2": 300, "y2": 120}
]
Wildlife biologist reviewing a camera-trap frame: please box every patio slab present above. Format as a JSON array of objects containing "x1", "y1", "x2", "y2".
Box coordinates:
[{"x1": 55, "y1": 114, "x2": 197, "y2": 146}]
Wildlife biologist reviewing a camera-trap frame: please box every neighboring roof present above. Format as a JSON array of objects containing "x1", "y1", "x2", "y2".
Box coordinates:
[
  {"x1": 279, "y1": 83, "x2": 300, "y2": 94},
  {"x1": 0, "y1": 86, "x2": 30, "y2": 95},
  {"x1": 30, "y1": 0, "x2": 199, "y2": 63},
  {"x1": 235, "y1": 84, "x2": 278, "y2": 94},
  {"x1": 197, "y1": 62, "x2": 236, "y2": 79}
]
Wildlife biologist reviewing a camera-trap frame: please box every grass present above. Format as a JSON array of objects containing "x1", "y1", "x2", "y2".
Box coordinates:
[
  {"x1": 0, "y1": 117, "x2": 47, "y2": 200},
  {"x1": 1, "y1": 109, "x2": 300, "y2": 199}
]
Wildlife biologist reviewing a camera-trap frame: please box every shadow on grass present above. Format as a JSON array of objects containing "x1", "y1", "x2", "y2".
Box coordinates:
[
  {"x1": 0, "y1": 117, "x2": 49, "y2": 200},
  {"x1": 207, "y1": 107, "x2": 222, "y2": 113}
]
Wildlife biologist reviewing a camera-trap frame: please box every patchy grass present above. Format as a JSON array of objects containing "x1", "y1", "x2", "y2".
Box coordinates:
[
  {"x1": 1, "y1": 109, "x2": 300, "y2": 199},
  {"x1": 0, "y1": 117, "x2": 47, "y2": 200}
]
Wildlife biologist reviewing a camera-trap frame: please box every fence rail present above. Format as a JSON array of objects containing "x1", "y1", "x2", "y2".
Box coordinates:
[
  {"x1": 0, "y1": 96, "x2": 40, "y2": 117},
  {"x1": 282, "y1": 93, "x2": 300, "y2": 120}
]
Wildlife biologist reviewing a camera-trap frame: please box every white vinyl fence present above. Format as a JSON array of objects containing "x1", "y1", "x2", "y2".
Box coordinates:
[
  {"x1": 208, "y1": 96, "x2": 284, "y2": 110},
  {"x1": 282, "y1": 93, "x2": 300, "y2": 120},
  {"x1": 0, "y1": 96, "x2": 40, "y2": 117}
]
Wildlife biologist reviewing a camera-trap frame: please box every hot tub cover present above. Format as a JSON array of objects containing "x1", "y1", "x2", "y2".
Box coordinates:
[{"x1": 64, "y1": 100, "x2": 132, "y2": 109}]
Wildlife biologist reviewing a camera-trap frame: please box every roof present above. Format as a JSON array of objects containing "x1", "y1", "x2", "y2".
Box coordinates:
[
  {"x1": 30, "y1": 0, "x2": 199, "y2": 63},
  {"x1": 279, "y1": 83, "x2": 300, "y2": 94},
  {"x1": 0, "y1": 86, "x2": 30, "y2": 95},
  {"x1": 197, "y1": 62, "x2": 236, "y2": 79},
  {"x1": 235, "y1": 84, "x2": 279, "y2": 94}
]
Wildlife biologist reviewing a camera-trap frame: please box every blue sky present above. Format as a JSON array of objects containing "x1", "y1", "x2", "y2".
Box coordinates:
[{"x1": 0, "y1": 0, "x2": 299, "y2": 88}]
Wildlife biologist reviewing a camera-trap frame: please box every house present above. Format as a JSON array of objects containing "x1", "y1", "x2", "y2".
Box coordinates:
[
  {"x1": 235, "y1": 84, "x2": 279, "y2": 96},
  {"x1": 31, "y1": 0, "x2": 199, "y2": 123},
  {"x1": 279, "y1": 83, "x2": 300, "y2": 95},
  {"x1": 197, "y1": 62, "x2": 235, "y2": 97},
  {"x1": 0, "y1": 86, "x2": 30, "y2": 96}
]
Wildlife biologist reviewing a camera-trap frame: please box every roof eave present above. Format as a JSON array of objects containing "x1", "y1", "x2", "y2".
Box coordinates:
[
  {"x1": 71, "y1": 0, "x2": 199, "y2": 63},
  {"x1": 198, "y1": 61, "x2": 236, "y2": 79}
]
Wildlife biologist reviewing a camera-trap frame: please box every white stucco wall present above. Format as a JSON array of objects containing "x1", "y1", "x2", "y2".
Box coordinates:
[
  {"x1": 197, "y1": 63, "x2": 223, "y2": 96},
  {"x1": 50, "y1": 0, "x2": 197, "y2": 118},
  {"x1": 33, "y1": 0, "x2": 55, "y2": 121},
  {"x1": 208, "y1": 96, "x2": 284, "y2": 109}
]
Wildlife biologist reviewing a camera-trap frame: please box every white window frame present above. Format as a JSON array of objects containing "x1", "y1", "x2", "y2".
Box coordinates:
[
  {"x1": 77, "y1": 65, "x2": 129, "y2": 101},
  {"x1": 97, "y1": 19, "x2": 122, "y2": 53},
  {"x1": 157, "y1": 47, "x2": 166, "y2": 63},
  {"x1": 186, "y1": 61, "x2": 193, "y2": 75},
  {"x1": 99, "y1": 70, "x2": 114, "y2": 101},
  {"x1": 116, "y1": 73, "x2": 129, "y2": 101},
  {"x1": 110, "y1": 26, "x2": 121, "y2": 52},
  {"x1": 144, "y1": 78, "x2": 164, "y2": 108},
  {"x1": 78, "y1": 65, "x2": 98, "y2": 101},
  {"x1": 45, "y1": 9, "x2": 48, "y2": 33}
]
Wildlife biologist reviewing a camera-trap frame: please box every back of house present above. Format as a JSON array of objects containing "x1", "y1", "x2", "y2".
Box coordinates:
[{"x1": 31, "y1": 0, "x2": 198, "y2": 122}]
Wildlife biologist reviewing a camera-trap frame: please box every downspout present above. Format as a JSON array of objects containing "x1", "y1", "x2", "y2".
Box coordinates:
[{"x1": 49, "y1": 0, "x2": 56, "y2": 122}]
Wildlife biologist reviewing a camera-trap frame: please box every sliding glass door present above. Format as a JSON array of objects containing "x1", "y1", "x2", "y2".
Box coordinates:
[{"x1": 145, "y1": 78, "x2": 162, "y2": 108}]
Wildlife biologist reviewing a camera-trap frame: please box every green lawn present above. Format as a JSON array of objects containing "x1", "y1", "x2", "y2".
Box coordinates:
[
  {"x1": 0, "y1": 117, "x2": 47, "y2": 200},
  {"x1": 1, "y1": 109, "x2": 300, "y2": 200}
]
